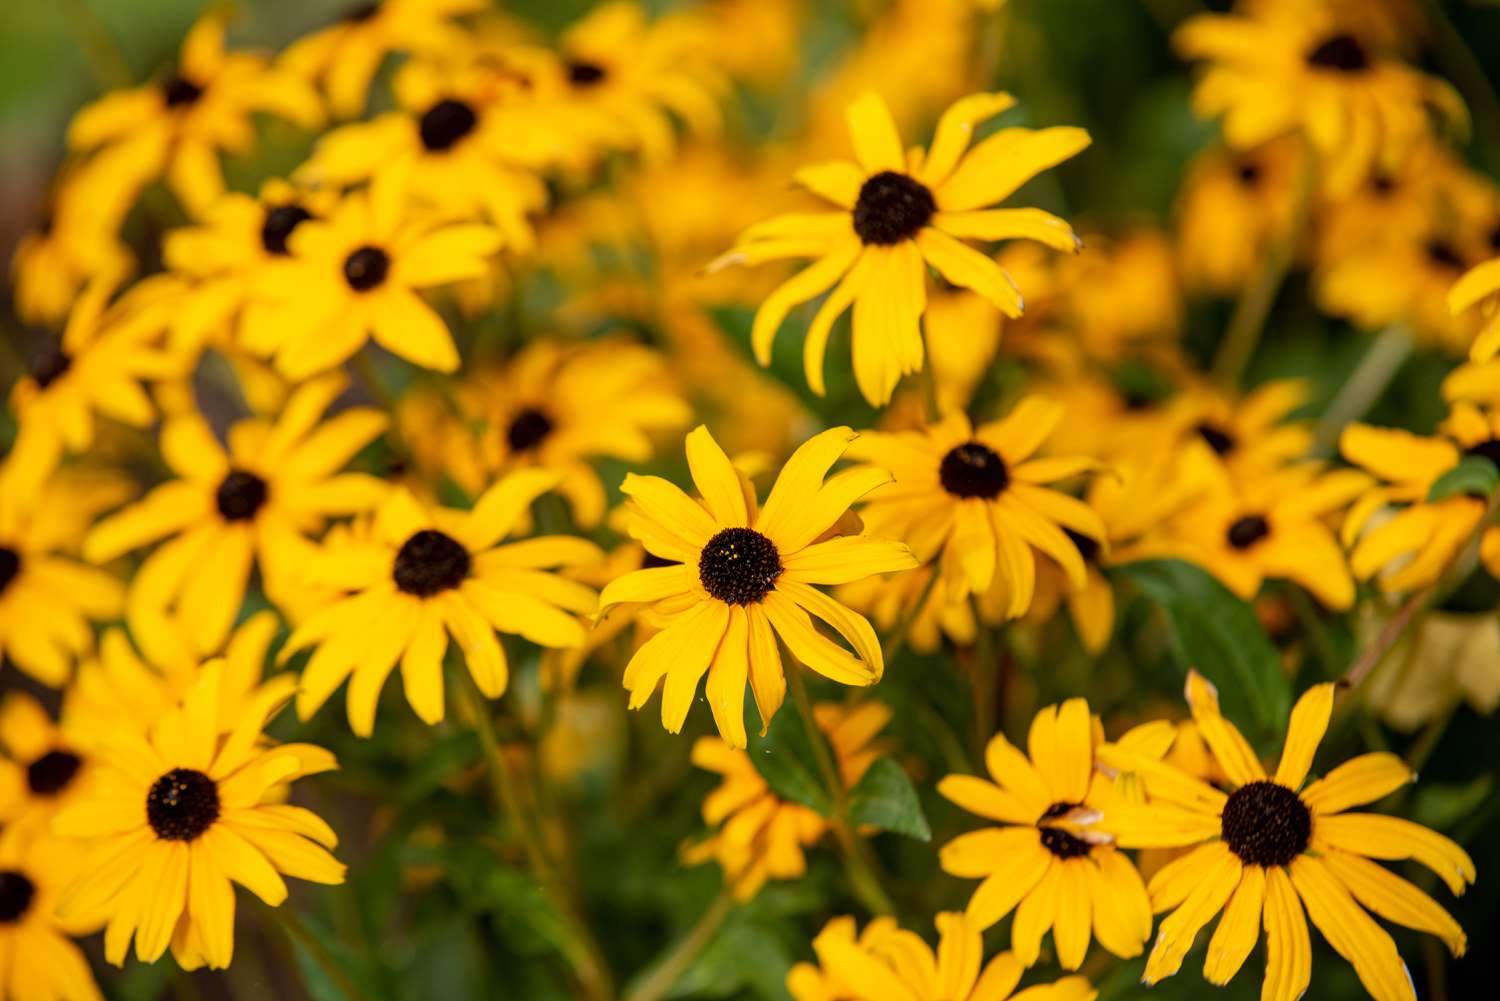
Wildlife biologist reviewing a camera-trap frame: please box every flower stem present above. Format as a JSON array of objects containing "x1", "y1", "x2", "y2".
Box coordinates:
[
  {"x1": 1210, "y1": 138, "x2": 1317, "y2": 388},
  {"x1": 785, "y1": 663, "x2": 897, "y2": 917},
  {"x1": 455, "y1": 675, "x2": 616, "y2": 1001},
  {"x1": 880, "y1": 569, "x2": 940, "y2": 665},
  {"x1": 622, "y1": 888, "x2": 735, "y2": 1001},
  {"x1": 263, "y1": 902, "x2": 374, "y2": 1001},
  {"x1": 970, "y1": 600, "x2": 1000, "y2": 761},
  {"x1": 1312, "y1": 323, "x2": 1413, "y2": 457}
]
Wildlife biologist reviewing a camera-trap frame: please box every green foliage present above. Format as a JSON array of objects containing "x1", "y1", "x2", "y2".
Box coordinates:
[
  {"x1": 1427, "y1": 456, "x2": 1500, "y2": 502},
  {"x1": 745, "y1": 699, "x2": 834, "y2": 816},
  {"x1": 847, "y1": 758, "x2": 931, "y2": 842}
]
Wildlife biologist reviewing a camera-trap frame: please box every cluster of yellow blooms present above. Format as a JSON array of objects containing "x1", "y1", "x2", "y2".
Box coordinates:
[{"x1": 2, "y1": 1, "x2": 1498, "y2": 1000}]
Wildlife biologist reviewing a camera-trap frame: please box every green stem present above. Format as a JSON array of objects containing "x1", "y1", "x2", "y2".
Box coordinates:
[
  {"x1": 1312, "y1": 324, "x2": 1413, "y2": 457},
  {"x1": 785, "y1": 664, "x2": 897, "y2": 917},
  {"x1": 455, "y1": 676, "x2": 616, "y2": 1001},
  {"x1": 59, "y1": 0, "x2": 133, "y2": 90},
  {"x1": 622, "y1": 889, "x2": 735, "y2": 1001},
  {"x1": 1210, "y1": 138, "x2": 1317, "y2": 388},
  {"x1": 970, "y1": 599, "x2": 999, "y2": 761},
  {"x1": 1284, "y1": 583, "x2": 1343, "y2": 679},
  {"x1": 880, "y1": 569, "x2": 940, "y2": 666},
  {"x1": 264, "y1": 903, "x2": 374, "y2": 1001}
]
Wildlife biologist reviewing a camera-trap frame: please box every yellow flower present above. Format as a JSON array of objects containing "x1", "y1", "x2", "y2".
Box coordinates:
[
  {"x1": 1167, "y1": 463, "x2": 1368, "y2": 610},
  {"x1": 83, "y1": 373, "x2": 388, "y2": 659},
  {"x1": 247, "y1": 172, "x2": 502, "y2": 379},
  {"x1": 711, "y1": 91, "x2": 1088, "y2": 405},
  {"x1": 838, "y1": 564, "x2": 977, "y2": 655},
  {"x1": 0, "y1": 693, "x2": 94, "y2": 840},
  {"x1": 1175, "y1": 138, "x2": 1302, "y2": 294},
  {"x1": 1160, "y1": 378, "x2": 1314, "y2": 493},
  {"x1": 1097, "y1": 671, "x2": 1474, "y2": 1001},
  {"x1": 1174, "y1": 3, "x2": 1464, "y2": 196},
  {"x1": 0, "y1": 466, "x2": 124, "y2": 687},
  {"x1": 279, "y1": 0, "x2": 487, "y2": 119},
  {"x1": 1451, "y1": 245, "x2": 1500, "y2": 362},
  {"x1": 787, "y1": 911, "x2": 1096, "y2": 1001},
  {"x1": 685, "y1": 701, "x2": 889, "y2": 900},
  {"x1": 1340, "y1": 405, "x2": 1500, "y2": 592},
  {"x1": 0, "y1": 829, "x2": 103, "y2": 1001},
  {"x1": 848, "y1": 401, "x2": 1105, "y2": 612},
  {"x1": 66, "y1": 11, "x2": 322, "y2": 215},
  {"x1": 280, "y1": 476, "x2": 600, "y2": 735},
  {"x1": 53, "y1": 666, "x2": 344, "y2": 970},
  {"x1": 939, "y1": 699, "x2": 1153, "y2": 969},
  {"x1": 597, "y1": 426, "x2": 916, "y2": 747}
]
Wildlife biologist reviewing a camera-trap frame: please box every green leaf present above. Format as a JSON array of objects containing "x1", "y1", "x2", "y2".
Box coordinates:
[
  {"x1": 745, "y1": 700, "x2": 833, "y2": 816},
  {"x1": 1427, "y1": 455, "x2": 1500, "y2": 501},
  {"x1": 847, "y1": 758, "x2": 931, "y2": 841},
  {"x1": 1121, "y1": 559, "x2": 1291, "y2": 738},
  {"x1": 1413, "y1": 775, "x2": 1495, "y2": 831}
]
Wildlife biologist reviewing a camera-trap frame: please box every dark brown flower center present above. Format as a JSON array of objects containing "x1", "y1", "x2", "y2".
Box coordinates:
[
  {"x1": 394, "y1": 529, "x2": 471, "y2": 596},
  {"x1": 1306, "y1": 33, "x2": 1369, "y2": 73},
  {"x1": 1038, "y1": 802, "x2": 1094, "y2": 859},
  {"x1": 343, "y1": 245, "x2": 390, "y2": 291},
  {"x1": 566, "y1": 60, "x2": 608, "y2": 87},
  {"x1": 419, "y1": 99, "x2": 479, "y2": 152},
  {"x1": 1195, "y1": 421, "x2": 1236, "y2": 456},
  {"x1": 1221, "y1": 780, "x2": 1311, "y2": 867},
  {"x1": 162, "y1": 74, "x2": 204, "y2": 107},
  {"x1": 216, "y1": 469, "x2": 269, "y2": 522},
  {"x1": 1235, "y1": 160, "x2": 1261, "y2": 186},
  {"x1": 343, "y1": 1, "x2": 379, "y2": 22},
  {"x1": 506, "y1": 407, "x2": 555, "y2": 452},
  {"x1": 1227, "y1": 514, "x2": 1270, "y2": 550},
  {"x1": 1489, "y1": 225, "x2": 1500, "y2": 252},
  {"x1": 698, "y1": 527, "x2": 782, "y2": 605},
  {"x1": 261, "y1": 204, "x2": 313, "y2": 255},
  {"x1": 853, "y1": 171, "x2": 936, "y2": 246},
  {"x1": 147, "y1": 768, "x2": 220, "y2": 841},
  {"x1": 30, "y1": 341, "x2": 71, "y2": 388},
  {"x1": 0, "y1": 548, "x2": 19, "y2": 596},
  {"x1": 0, "y1": 872, "x2": 34, "y2": 923},
  {"x1": 1426, "y1": 240, "x2": 1466, "y2": 271},
  {"x1": 27, "y1": 749, "x2": 81, "y2": 796},
  {"x1": 939, "y1": 441, "x2": 1009, "y2": 499}
]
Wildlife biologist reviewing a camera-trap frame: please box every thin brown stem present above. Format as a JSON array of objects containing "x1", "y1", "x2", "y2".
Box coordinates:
[{"x1": 622, "y1": 889, "x2": 735, "y2": 1001}]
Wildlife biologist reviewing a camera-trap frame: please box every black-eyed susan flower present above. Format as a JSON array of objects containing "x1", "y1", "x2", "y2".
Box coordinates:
[
  {"x1": 598, "y1": 425, "x2": 916, "y2": 747},
  {"x1": 0, "y1": 693, "x2": 93, "y2": 839},
  {"x1": 787, "y1": 911, "x2": 1096, "y2": 1001},
  {"x1": 280, "y1": 475, "x2": 600, "y2": 735},
  {"x1": 53, "y1": 665, "x2": 344, "y2": 970},
  {"x1": 0, "y1": 466, "x2": 124, "y2": 687},
  {"x1": 66, "y1": 11, "x2": 322, "y2": 215},
  {"x1": 938, "y1": 699, "x2": 1152, "y2": 969},
  {"x1": 247, "y1": 173, "x2": 502, "y2": 379},
  {"x1": 1167, "y1": 463, "x2": 1369, "y2": 610},
  {"x1": 848, "y1": 401, "x2": 1105, "y2": 612},
  {"x1": 1174, "y1": 3, "x2": 1464, "y2": 196},
  {"x1": 280, "y1": 0, "x2": 486, "y2": 119},
  {"x1": 1340, "y1": 404, "x2": 1500, "y2": 593},
  {"x1": 685, "y1": 701, "x2": 888, "y2": 900},
  {"x1": 711, "y1": 91, "x2": 1089, "y2": 405},
  {"x1": 0, "y1": 829, "x2": 102, "y2": 1001},
  {"x1": 83, "y1": 373, "x2": 388, "y2": 660},
  {"x1": 399, "y1": 338, "x2": 691, "y2": 523},
  {"x1": 1161, "y1": 379, "x2": 1314, "y2": 493},
  {"x1": 1097, "y1": 672, "x2": 1474, "y2": 1001},
  {"x1": 1175, "y1": 138, "x2": 1302, "y2": 294}
]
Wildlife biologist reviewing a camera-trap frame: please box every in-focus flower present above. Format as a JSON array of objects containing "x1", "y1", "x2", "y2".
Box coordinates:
[
  {"x1": 939, "y1": 699, "x2": 1152, "y2": 968},
  {"x1": 281, "y1": 475, "x2": 600, "y2": 735},
  {"x1": 712, "y1": 91, "x2": 1088, "y2": 405},
  {"x1": 686, "y1": 701, "x2": 889, "y2": 899},
  {"x1": 66, "y1": 11, "x2": 322, "y2": 215},
  {"x1": 1098, "y1": 672, "x2": 1474, "y2": 1001},
  {"x1": 787, "y1": 911, "x2": 1096, "y2": 1001},
  {"x1": 849, "y1": 401, "x2": 1105, "y2": 612},
  {"x1": 53, "y1": 666, "x2": 345, "y2": 970},
  {"x1": 83, "y1": 373, "x2": 388, "y2": 659},
  {"x1": 0, "y1": 829, "x2": 102, "y2": 1001},
  {"x1": 597, "y1": 426, "x2": 916, "y2": 747}
]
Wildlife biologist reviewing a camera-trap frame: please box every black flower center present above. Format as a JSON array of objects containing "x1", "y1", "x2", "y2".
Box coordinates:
[
  {"x1": 343, "y1": 245, "x2": 390, "y2": 291},
  {"x1": 1489, "y1": 225, "x2": 1500, "y2": 252},
  {"x1": 0, "y1": 871, "x2": 34, "y2": 924},
  {"x1": 852, "y1": 171, "x2": 936, "y2": 246},
  {"x1": 419, "y1": 99, "x2": 478, "y2": 152},
  {"x1": 27, "y1": 749, "x2": 81, "y2": 796},
  {"x1": 698, "y1": 527, "x2": 782, "y2": 605},
  {"x1": 1195, "y1": 421, "x2": 1236, "y2": 456},
  {"x1": 30, "y1": 341, "x2": 71, "y2": 388},
  {"x1": 1221, "y1": 780, "x2": 1311, "y2": 867},
  {"x1": 939, "y1": 441, "x2": 1009, "y2": 499},
  {"x1": 0, "y1": 548, "x2": 19, "y2": 596},
  {"x1": 394, "y1": 529, "x2": 471, "y2": 596},
  {"x1": 1038, "y1": 802, "x2": 1094, "y2": 859},
  {"x1": 566, "y1": 60, "x2": 608, "y2": 87},
  {"x1": 1465, "y1": 439, "x2": 1500, "y2": 471},
  {"x1": 506, "y1": 407, "x2": 555, "y2": 452},
  {"x1": 216, "y1": 469, "x2": 269, "y2": 522},
  {"x1": 1371, "y1": 174, "x2": 1397, "y2": 196},
  {"x1": 147, "y1": 768, "x2": 220, "y2": 841},
  {"x1": 1065, "y1": 528, "x2": 1101, "y2": 564},
  {"x1": 1235, "y1": 161, "x2": 1261, "y2": 186},
  {"x1": 1306, "y1": 33, "x2": 1369, "y2": 72},
  {"x1": 261, "y1": 204, "x2": 313, "y2": 255},
  {"x1": 163, "y1": 74, "x2": 204, "y2": 107},
  {"x1": 343, "y1": 1, "x2": 379, "y2": 21},
  {"x1": 1426, "y1": 240, "x2": 1465, "y2": 271},
  {"x1": 1227, "y1": 514, "x2": 1270, "y2": 550}
]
